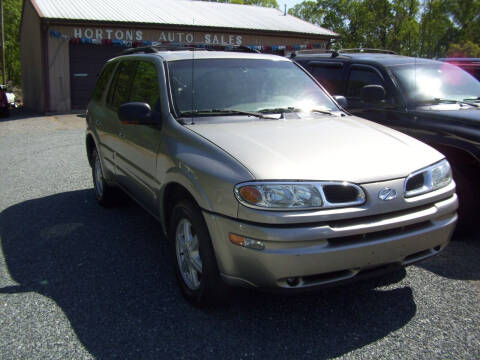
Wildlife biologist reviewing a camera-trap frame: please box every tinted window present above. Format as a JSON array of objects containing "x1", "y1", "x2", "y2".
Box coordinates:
[
  {"x1": 309, "y1": 64, "x2": 343, "y2": 94},
  {"x1": 391, "y1": 63, "x2": 480, "y2": 104},
  {"x1": 347, "y1": 68, "x2": 384, "y2": 98},
  {"x1": 168, "y1": 59, "x2": 339, "y2": 115},
  {"x1": 108, "y1": 61, "x2": 137, "y2": 110},
  {"x1": 92, "y1": 62, "x2": 116, "y2": 102},
  {"x1": 129, "y1": 61, "x2": 160, "y2": 110}
]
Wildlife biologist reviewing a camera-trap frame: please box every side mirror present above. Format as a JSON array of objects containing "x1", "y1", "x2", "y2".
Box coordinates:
[
  {"x1": 333, "y1": 95, "x2": 348, "y2": 109},
  {"x1": 118, "y1": 102, "x2": 153, "y2": 125},
  {"x1": 361, "y1": 85, "x2": 386, "y2": 103}
]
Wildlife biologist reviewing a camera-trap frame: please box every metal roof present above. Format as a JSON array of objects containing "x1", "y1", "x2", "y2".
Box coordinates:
[{"x1": 31, "y1": 0, "x2": 338, "y2": 37}]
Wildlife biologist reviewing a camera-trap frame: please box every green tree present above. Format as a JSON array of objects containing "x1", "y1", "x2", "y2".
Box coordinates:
[
  {"x1": 2, "y1": 0, "x2": 22, "y2": 85},
  {"x1": 288, "y1": 1, "x2": 324, "y2": 25},
  {"x1": 388, "y1": 0, "x2": 420, "y2": 55},
  {"x1": 288, "y1": 0, "x2": 480, "y2": 58},
  {"x1": 448, "y1": 41, "x2": 480, "y2": 57},
  {"x1": 419, "y1": 0, "x2": 455, "y2": 57},
  {"x1": 446, "y1": 0, "x2": 480, "y2": 44}
]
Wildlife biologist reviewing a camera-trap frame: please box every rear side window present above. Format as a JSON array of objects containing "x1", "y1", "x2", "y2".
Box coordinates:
[
  {"x1": 108, "y1": 61, "x2": 137, "y2": 110},
  {"x1": 347, "y1": 68, "x2": 384, "y2": 98},
  {"x1": 308, "y1": 63, "x2": 343, "y2": 95},
  {"x1": 92, "y1": 62, "x2": 116, "y2": 102},
  {"x1": 129, "y1": 61, "x2": 160, "y2": 111}
]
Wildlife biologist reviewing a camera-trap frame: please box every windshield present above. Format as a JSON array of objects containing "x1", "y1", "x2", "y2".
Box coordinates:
[
  {"x1": 167, "y1": 58, "x2": 338, "y2": 116},
  {"x1": 391, "y1": 62, "x2": 480, "y2": 105}
]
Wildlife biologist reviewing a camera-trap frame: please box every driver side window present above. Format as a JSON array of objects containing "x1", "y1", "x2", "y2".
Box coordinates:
[{"x1": 346, "y1": 68, "x2": 384, "y2": 98}]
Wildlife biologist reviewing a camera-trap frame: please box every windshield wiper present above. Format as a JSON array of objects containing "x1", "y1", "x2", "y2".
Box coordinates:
[
  {"x1": 179, "y1": 109, "x2": 274, "y2": 119},
  {"x1": 257, "y1": 107, "x2": 297, "y2": 114},
  {"x1": 258, "y1": 107, "x2": 335, "y2": 116},
  {"x1": 463, "y1": 97, "x2": 480, "y2": 103},
  {"x1": 416, "y1": 98, "x2": 476, "y2": 106},
  {"x1": 310, "y1": 108, "x2": 335, "y2": 116}
]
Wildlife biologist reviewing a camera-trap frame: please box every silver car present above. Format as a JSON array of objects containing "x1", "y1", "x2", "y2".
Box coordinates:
[{"x1": 86, "y1": 47, "x2": 458, "y2": 306}]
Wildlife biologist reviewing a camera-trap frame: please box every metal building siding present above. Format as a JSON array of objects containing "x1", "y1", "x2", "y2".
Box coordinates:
[
  {"x1": 20, "y1": 0, "x2": 45, "y2": 112},
  {"x1": 32, "y1": 0, "x2": 338, "y2": 37}
]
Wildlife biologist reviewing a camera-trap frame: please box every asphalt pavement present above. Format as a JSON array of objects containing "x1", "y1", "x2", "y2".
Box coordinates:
[{"x1": 0, "y1": 112, "x2": 479, "y2": 360}]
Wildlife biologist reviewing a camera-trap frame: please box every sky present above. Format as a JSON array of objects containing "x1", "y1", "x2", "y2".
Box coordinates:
[{"x1": 280, "y1": 0, "x2": 304, "y2": 12}]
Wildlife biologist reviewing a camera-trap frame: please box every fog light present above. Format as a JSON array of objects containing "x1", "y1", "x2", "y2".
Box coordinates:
[
  {"x1": 286, "y1": 277, "x2": 300, "y2": 287},
  {"x1": 229, "y1": 233, "x2": 265, "y2": 250}
]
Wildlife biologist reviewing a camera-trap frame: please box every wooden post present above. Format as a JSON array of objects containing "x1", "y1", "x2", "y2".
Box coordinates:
[{"x1": 0, "y1": 0, "x2": 5, "y2": 85}]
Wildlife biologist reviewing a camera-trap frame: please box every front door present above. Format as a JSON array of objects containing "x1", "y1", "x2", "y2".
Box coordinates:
[
  {"x1": 345, "y1": 65, "x2": 416, "y2": 136},
  {"x1": 116, "y1": 60, "x2": 163, "y2": 213}
]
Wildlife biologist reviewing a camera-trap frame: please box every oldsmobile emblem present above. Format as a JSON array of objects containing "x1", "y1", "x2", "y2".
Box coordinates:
[{"x1": 378, "y1": 188, "x2": 397, "y2": 201}]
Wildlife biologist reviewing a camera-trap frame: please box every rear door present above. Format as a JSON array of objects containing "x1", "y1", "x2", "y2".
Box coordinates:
[
  {"x1": 88, "y1": 62, "x2": 118, "y2": 176},
  {"x1": 104, "y1": 60, "x2": 138, "y2": 181},
  {"x1": 304, "y1": 61, "x2": 345, "y2": 95}
]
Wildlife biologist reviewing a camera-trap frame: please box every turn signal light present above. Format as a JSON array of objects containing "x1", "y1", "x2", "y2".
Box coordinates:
[
  {"x1": 239, "y1": 186, "x2": 262, "y2": 204},
  {"x1": 229, "y1": 233, "x2": 265, "y2": 250}
]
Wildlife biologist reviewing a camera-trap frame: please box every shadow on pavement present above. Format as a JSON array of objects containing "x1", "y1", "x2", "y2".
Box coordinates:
[
  {"x1": 0, "y1": 108, "x2": 87, "y2": 122},
  {"x1": 0, "y1": 108, "x2": 43, "y2": 122},
  {"x1": 0, "y1": 189, "x2": 416, "y2": 359},
  {"x1": 417, "y1": 234, "x2": 480, "y2": 280}
]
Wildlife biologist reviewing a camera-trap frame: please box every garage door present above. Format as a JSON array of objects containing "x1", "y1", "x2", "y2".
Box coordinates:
[{"x1": 70, "y1": 44, "x2": 123, "y2": 109}]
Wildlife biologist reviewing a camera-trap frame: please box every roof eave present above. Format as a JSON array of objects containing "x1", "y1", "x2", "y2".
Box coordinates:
[{"x1": 40, "y1": 17, "x2": 340, "y2": 39}]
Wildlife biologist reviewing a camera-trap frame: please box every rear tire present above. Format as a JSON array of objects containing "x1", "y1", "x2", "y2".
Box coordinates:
[
  {"x1": 169, "y1": 199, "x2": 229, "y2": 306},
  {"x1": 91, "y1": 148, "x2": 117, "y2": 207}
]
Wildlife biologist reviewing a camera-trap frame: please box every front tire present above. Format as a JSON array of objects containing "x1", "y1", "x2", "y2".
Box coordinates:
[{"x1": 170, "y1": 200, "x2": 229, "y2": 306}]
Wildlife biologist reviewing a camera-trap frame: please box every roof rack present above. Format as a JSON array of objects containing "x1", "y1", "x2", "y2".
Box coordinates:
[
  {"x1": 334, "y1": 48, "x2": 396, "y2": 55},
  {"x1": 291, "y1": 48, "x2": 396, "y2": 58},
  {"x1": 122, "y1": 43, "x2": 260, "y2": 55},
  {"x1": 289, "y1": 49, "x2": 333, "y2": 58}
]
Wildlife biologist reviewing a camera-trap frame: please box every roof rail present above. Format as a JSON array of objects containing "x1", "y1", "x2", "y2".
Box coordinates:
[
  {"x1": 289, "y1": 48, "x2": 397, "y2": 59},
  {"x1": 122, "y1": 43, "x2": 260, "y2": 55},
  {"x1": 336, "y1": 48, "x2": 397, "y2": 55},
  {"x1": 290, "y1": 49, "x2": 334, "y2": 58}
]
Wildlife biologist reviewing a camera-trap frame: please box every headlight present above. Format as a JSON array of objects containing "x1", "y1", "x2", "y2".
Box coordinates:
[
  {"x1": 234, "y1": 181, "x2": 365, "y2": 210},
  {"x1": 404, "y1": 159, "x2": 452, "y2": 197}
]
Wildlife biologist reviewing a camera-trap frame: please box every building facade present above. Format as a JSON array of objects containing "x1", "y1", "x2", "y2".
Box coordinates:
[{"x1": 20, "y1": 0, "x2": 338, "y2": 112}]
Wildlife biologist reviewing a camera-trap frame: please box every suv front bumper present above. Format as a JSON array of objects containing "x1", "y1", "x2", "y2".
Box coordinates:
[{"x1": 203, "y1": 194, "x2": 457, "y2": 289}]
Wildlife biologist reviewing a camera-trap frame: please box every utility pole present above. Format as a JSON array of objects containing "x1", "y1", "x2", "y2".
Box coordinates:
[{"x1": 0, "y1": 0, "x2": 6, "y2": 85}]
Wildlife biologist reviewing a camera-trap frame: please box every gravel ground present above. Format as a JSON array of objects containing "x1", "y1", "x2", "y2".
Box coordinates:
[{"x1": 0, "y1": 113, "x2": 479, "y2": 360}]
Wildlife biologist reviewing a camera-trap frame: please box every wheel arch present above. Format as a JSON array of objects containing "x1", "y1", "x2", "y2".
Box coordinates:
[
  {"x1": 434, "y1": 143, "x2": 480, "y2": 171},
  {"x1": 86, "y1": 133, "x2": 97, "y2": 167},
  {"x1": 160, "y1": 181, "x2": 203, "y2": 236}
]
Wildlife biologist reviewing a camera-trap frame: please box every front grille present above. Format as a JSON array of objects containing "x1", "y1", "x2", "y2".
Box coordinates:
[
  {"x1": 327, "y1": 220, "x2": 432, "y2": 247},
  {"x1": 323, "y1": 184, "x2": 361, "y2": 203},
  {"x1": 329, "y1": 204, "x2": 432, "y2": 229},
  {"x1": 406, "y1": 173, "x2": 424, "y2": 192}
]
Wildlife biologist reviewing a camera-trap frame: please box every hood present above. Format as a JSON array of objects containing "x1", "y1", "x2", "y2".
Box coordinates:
[
  {"x1": 412, "y1": 106, "x2": 480, "y2": 127},
  {"x1": 186, "y1": 116, "x2": 444, "y2": 183}
]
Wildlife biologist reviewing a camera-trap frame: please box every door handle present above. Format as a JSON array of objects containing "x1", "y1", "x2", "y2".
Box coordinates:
[
  {"x1": 96, "y1": 119, "x2": 101, "y2": 126},
  {"x1": 119, "y1": 132, "x2": 125, "y2": 138}
]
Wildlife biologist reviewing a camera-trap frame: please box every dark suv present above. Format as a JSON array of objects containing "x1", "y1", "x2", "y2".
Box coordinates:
[{"x1": 292, "y1": 51, "x2": 480, "y2": 227}]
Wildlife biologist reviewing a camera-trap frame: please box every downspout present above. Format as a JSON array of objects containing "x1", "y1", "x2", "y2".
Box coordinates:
[{"x1": 41, "y1": 19, "x2": 50, "y2": 113}]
